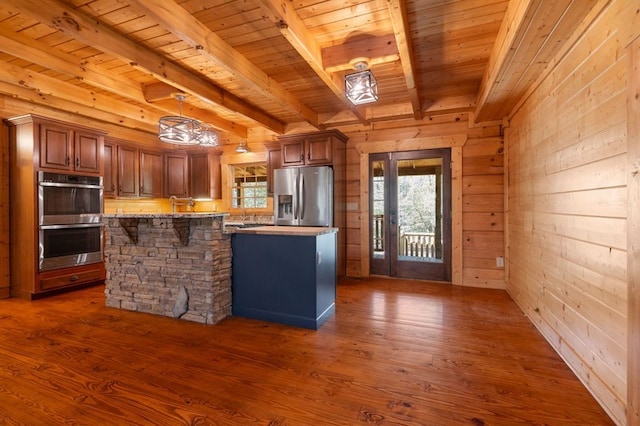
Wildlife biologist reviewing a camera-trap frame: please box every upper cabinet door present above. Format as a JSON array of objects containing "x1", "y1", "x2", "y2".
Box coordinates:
[
  {"x1": 164, "y1": 152, "x2": 188, "y2": 197},
  {"x1": 265, "y1": 142, "x2": 282, "y2": 196},
  {"x1": 281, "y1": 139, "x2": 305, "y2": 167},
  {"x1": 305, "y1": 136, "x2": 332, "y2": 165},
  {"x1": 39, "y1": 122, "x2": 73, "y2": 170},
  {"x1": 188, "y1": 151, "x2": 221, "y2": 199},
  {"x1": 117, "y1": 145, "x2": 138, "y2": 197},
  {"x1": 140, "y1": 149, "x2": 163, "y2": 197},
  {"x1": 74, "y1": 130, "x2": 103, "y2": 174},
  {"x1": 103, "y1": 143, "x2": 117, "y2": 198}
]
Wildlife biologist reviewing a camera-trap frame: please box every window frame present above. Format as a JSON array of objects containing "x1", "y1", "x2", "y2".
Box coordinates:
[{"x1": 230, "y1": 163, "x2": 268, "y2": 211}]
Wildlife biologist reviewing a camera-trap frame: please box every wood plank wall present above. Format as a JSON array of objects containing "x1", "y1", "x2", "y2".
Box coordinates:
[
  {"x1": 341, "y1": 114, "x2": 505, "y2": 289},
  {"x1": 462, "y1": 127, "x2": 505, "y2": 288},
  {"x1": 0, "y1": 117, "x2": 9, "y2": 298},
  {"x1": 628, "y1": 33, "x2": 640, "y2": 426},
  {"x1": 505, "y1": 0, "x2": 639, "y2": 423}
]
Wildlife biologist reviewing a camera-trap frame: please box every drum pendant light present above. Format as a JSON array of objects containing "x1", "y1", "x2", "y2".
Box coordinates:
[{"x1": 158, "y1": 94, "x2": 201, "y2": 145}]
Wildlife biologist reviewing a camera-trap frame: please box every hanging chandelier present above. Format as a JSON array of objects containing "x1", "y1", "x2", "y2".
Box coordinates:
[
  {"x1": 197, "y1": 123, "x2": 219, "y2": 146},
  {"x1": 158, "y1": 94, "x2": 218, "y2": 146},
  {"x1": 344, "y1": 60, "x2": 378, "y2": 105}
]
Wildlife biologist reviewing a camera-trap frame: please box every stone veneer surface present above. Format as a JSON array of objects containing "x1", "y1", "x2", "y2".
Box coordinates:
[{"x1": 103, "y1": 214, "x2": 231, "y2": 324}]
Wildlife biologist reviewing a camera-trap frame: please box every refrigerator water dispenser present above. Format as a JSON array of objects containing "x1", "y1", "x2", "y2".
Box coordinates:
[{"x1": 277, "y1": 194, "x2": 294, "y2": 220}]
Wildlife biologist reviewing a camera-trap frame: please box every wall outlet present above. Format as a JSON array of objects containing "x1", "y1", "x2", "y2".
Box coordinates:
[{"x1": 496, "y1": 256, "x2": 504, "y2": 268}]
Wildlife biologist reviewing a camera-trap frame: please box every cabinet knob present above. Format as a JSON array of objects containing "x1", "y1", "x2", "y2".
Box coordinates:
[{"x1": 76, "y1": 157, "x2": 79, "y2": 168}]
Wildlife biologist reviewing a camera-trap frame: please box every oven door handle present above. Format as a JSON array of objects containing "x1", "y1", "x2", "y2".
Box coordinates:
[
  {"x1": 40, "y1": 223, "x2": 103, "y2": 230},
  {"x1": 39, "y1": 181, "x2": 103, "y2": 190}
]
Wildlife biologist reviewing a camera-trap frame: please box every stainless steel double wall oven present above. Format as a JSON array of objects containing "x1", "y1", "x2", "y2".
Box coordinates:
[{"x1": 37, "y1": 171, "x2": 103, "y2": 271}]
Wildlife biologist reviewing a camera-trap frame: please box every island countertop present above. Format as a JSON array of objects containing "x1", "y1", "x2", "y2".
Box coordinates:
[
  {"x1": 103, "y1": 212, "x2": 228, "y2": 219},
  {"x1": 232, "y1": 226, "x2": 337, "y2": 236}
]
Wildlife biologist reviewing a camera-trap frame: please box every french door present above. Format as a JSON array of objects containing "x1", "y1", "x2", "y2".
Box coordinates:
[{"x1": 369, "y1": 149, "x2": 451, "y2": 281}]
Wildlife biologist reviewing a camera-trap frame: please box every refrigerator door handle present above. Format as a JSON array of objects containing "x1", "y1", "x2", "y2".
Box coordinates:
[
  {"x1": 300, "y1": 173, "x2": 305, "y2": 220},
  {"x1": 294, "y1": 172, "x2": 299, "y2": 219}
]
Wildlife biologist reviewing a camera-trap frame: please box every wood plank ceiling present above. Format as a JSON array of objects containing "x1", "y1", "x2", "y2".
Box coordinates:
[{"x1": 0, "y1": 0, "x2": 598, "y2": 144}]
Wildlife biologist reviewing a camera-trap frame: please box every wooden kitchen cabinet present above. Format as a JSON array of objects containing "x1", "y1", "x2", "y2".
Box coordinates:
[
  {"x1": 140, "y1": 149, "x2": 163, "y2": 197},
  {"x1": 188, "y1": 150, "x2": 221, "y2": 199},
  {"x1": 39, "y1": 119, "x2": 104, "y2": 174},
  {"x1": 5, "y1": 114, "x2": 107, "y2": 299},
  {"x1": 164, "y1": 151, "x2": 188, "y2": 197},
  {"x1": 103, "y1": 142, "x2": 117, "y2": 197},
  {"x1": 264, "y1": 142, "x2": 281, "y2": 195},
  {"x1": 117, "y1": 144, "x2": 139, "y2": 197},
  {"x1": 39, "y1": 263, "x2": 106, "y2": 292},
  {"x1": 280, "y1": 134, "x2": 332, "y2": 167},
  {"x1": 105, "y1": 140, "x2": 219, "y2": 199},
  {"x1": 106, "y1": 139, "x2": 159, "y2": 198}
]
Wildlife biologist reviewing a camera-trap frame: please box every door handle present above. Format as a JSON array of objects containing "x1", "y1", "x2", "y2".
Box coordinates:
[{"x1": 300, "y1": 174, "x2": 305, "y2": 220}]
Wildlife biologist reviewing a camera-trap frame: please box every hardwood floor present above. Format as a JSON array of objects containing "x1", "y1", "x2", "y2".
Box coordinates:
[{"x1": 0, "y1": 277, "x2": 613, "y2": 425}]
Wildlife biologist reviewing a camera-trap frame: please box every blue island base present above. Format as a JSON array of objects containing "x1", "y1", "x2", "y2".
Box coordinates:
[
  {"x1": 233, "y1": 303, "x2": 335, "y2": 330},
  {"x1": 231, "y1": 229, "x2": 337, "y2": 330}
]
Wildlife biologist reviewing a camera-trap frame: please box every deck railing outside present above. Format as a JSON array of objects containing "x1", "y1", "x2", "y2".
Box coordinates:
[
  {"x1": 399, "y1": 230, "x2": 436, "y2": 258},
  {"x1": 372, "y1": 215, "x2": 439, "y2": 260},
  {"x1": 373, "y1": 214, "x2": 385, "y2": 252}
]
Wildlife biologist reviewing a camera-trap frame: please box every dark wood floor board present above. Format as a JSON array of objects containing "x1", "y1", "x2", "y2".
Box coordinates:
[{"x1": 0, "y1": 277, "x2": 613, "y2": 425}]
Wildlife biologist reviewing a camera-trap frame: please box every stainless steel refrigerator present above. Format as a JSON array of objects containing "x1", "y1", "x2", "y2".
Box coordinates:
[{"x1": 274, "y1": 166, "x2": 333, "y2": 227}]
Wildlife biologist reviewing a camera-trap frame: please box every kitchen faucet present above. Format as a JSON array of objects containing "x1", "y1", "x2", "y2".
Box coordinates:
[{"x1": 169, "y1": 196, "x2": 195, "y2": 214}]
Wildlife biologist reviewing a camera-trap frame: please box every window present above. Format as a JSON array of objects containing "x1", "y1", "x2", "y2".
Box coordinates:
[{"x1": 232, "y1": 164, "x2": 268, "y2": 209}]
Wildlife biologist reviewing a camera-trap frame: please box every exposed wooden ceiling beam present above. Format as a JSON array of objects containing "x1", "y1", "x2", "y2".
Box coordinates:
[
  {"x1": 0, "y1": 61, "x2": 155, "y2": 121},
  {"x1": 321, "y1": 35, "x2": 399, "y2": 72},
  {"x1": 253, "y1": 0, "x2": 370, "y2": 125},
  {"x1": 0, "y1": 26, "x2": 145, "y2": 104},
  {"x1": 387, "y1": 0, "x2": 422, "y2": 121},
  {"x1": 128, "y1": 0, "x2": 321, "y2": 129},
  {"x1": 474, "y1": 0, "x2": 594, "y2": 122},
  {"x1": 142, "y1": 83, "x2": 181, "y2": 103},
  {"x1": 141, "y1": 82, "x2": 247, "y2": 138},
  {"x1": 15, "y1": 0, "x2": 284, "y2": 135},
  {"x1": 474, "y1": 0, "x2": 540, "y2": 122},
  {"x1": 0, "y1": 70, "x2": 157, "y2": 133},
  {"x1": 0, "y1": 29, "x2": 247, "y2": 138}
]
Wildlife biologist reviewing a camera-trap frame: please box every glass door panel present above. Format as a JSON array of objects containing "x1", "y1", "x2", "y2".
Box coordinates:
[
  {"x1": 370, "y1": 158, "x2": 388, "y2": 275},
  {"x1": 370, "y1": 149, "x2": 451, "y2": 281}
]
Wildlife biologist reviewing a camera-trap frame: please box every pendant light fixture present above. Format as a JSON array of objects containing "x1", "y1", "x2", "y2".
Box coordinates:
[
  {"x1": 197, "y1": 123, "x2": 219, "y2": 146},
  {"x1": 344, "y1": 60, "x2": 378, "y2": 105},
  {"x1": 235, "y1": 141, "x2": 249, "y2": 153},
  {"x1": 158, "y1": 94, "x2": 219, "y2": 146}
]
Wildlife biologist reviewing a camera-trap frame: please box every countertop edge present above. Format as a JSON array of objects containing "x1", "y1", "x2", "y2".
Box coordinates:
[
  {"x1": 103, "y1": 212, "x2": 229, "y2": 219},
  {"x1": 232, "y1": 226, "x2": 338, "y2": 236}
]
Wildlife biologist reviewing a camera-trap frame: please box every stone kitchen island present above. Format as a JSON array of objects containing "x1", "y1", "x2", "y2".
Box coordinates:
[{"x1": 103, "y1": 213, "x2": 231, "y2": 324}]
